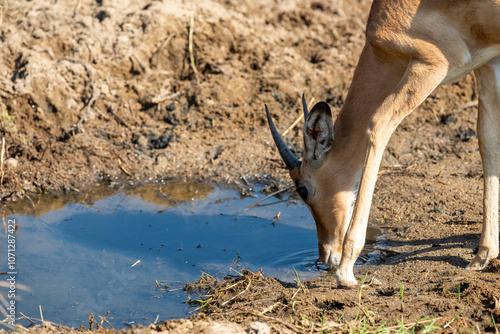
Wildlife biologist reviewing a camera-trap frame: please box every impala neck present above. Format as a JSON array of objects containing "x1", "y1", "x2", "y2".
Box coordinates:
[{"x1": 331, "y1": 42, "x2": 407, "y2": 162}]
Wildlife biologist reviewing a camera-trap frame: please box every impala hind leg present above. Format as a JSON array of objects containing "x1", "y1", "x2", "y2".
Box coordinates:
[{"x1": 468, "y1": 58, "x2": 500, "y2": 270}]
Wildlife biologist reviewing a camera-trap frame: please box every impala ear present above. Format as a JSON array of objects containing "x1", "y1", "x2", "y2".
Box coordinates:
[{"x1": 303, "y1": 102, "x2": 333, "y2": 164}]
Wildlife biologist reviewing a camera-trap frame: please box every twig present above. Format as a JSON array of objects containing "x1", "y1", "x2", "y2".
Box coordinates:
[
  {"x1": 221, "y1": 277, "x2": 252, "y2": 306},
  {"x1": 38, "y1": 140, "x2": 50, "y2": 163},
  {"x1": 355, "y1": 301, "x2": 375, "y2": 324},
  {"x1": 188, "y1": 12, "x2": 199, "y2": 83},
  {"x1": 257, "y1": 301, "x2": 284, "y2": 315},
  {"x1": 16, "y1": 312, "x2": 35, "y2": 327},
  {"x1": 458, "y1": 100, "x2": 478, "y2": 110},
  {"x1": 244, "y1": 185, "x2": 294, "y2": 211},
  {"x1": 251, "y1": 313, "x2": 308, "y2": 333},
  {"x1": 281, "y1": 114, "x2": 304, "y2": 137},
  {"x1": 68, "y1": 60, "x2": 102, "y2": 129},
  {"x1": 72, "y1": 0, "x2": 81, "y2": 18},
  {"x1": 79, "y1": 62, "x2": 102, "y2": 121},
  {"x1": 131, "y1": 54, "x2": 147, "y2": 73},
  {"x1": 84, "y1": 89, "x2": 101, "y2": 117},
  {"x1": 281, "y1": 97, "x2": 315, "y2": 137},
  {"x1": 219, "y1": 280, "x2": 246, "y2": 292},
  {"x1": 435, "y1": 177, "x2": 450, "y2": 185},
  {"x1": 291, "y1": 287, "x2": 301, "y2": 300},
  {"x1": 0, "y1": 4, "x2": 3, "y2": 27},
  {"x1": 98, "y1": 311, "x2": 114, "y2": 330},
  {"x1": 382, "y1": 317, "x2": 442, "y2": 330},
  {"x1": 151, "y1": 34, "x2": 175, "y2": 63},
  {"x1": 107, "y1": 105, "x2": 131, "y2": 129},
  {"x1": 39, "y1": 305, "x2": 44, "y2": 325},
  {"x1": 229, "y1": 267, "x2": 244, "y2": 276},
  {"x1": 152, "y1": 91, "x2": 181, "y2": 104},
  {"x1": 208, "y1": 62, "x2": 232, "y2": 78},
  {"x1": 120, "y1": 165, "x2": 132, "y2": 177}
]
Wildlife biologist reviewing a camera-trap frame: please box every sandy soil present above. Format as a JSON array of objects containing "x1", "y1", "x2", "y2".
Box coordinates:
[{"x1": 1, "y1": 0, "x2": 499, "y2": 332}]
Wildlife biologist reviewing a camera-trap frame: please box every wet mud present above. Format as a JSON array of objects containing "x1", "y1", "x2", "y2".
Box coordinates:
[{"x1": 0, "y1": 0, "x2": 499, "y2": 332}]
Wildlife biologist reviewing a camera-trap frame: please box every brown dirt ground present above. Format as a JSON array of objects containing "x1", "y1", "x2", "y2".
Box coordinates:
[{"x1": 1, "y1": 0, "x2": 499, "y2": 332}]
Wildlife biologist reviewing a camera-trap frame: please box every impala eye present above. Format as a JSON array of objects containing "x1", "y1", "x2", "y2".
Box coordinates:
[{"x1": 296, "y1": 186, "x2": 308, "y2": 201}]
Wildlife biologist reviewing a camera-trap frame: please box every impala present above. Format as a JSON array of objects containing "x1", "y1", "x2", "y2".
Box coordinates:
[{"x1": 266, "y1": 0, "x2": 500, "y2": 286}]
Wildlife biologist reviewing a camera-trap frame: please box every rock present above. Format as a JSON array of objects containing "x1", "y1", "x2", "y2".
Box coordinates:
[
  {"x1": 249, "y1": 322, "x2": 271, "y2": 334},
  {"x1": 369, "y1": 278, "x2": 383, "y2": 286},
  {"x1": 155, "y1": 154, "x2": 168, "y2": 168},
  {"x1": 132, "y1": 133, "x2": 148, "y2": 151},
  {"x1": 5, "y1": 158, "x2": 18, "y2": 169},
  {"x1": 208, "y1": 145, "x2": 224, "y2": 160}
]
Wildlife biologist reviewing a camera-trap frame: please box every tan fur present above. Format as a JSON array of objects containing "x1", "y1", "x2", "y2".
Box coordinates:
[{"x1": 284, "y1": 0, "x2": 500, "y2": 286}]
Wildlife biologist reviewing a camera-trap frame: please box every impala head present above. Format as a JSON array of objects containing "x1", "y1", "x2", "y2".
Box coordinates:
[{"x1": 266, "y1": 95, "x2": 361, "y2": 268}]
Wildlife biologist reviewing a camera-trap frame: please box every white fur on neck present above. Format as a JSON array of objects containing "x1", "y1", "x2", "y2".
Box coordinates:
[{"x1": 344, "y1": 170, "x2": 362, "y2": 236}]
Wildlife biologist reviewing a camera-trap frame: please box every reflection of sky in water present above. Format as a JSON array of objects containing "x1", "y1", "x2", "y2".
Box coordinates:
[{"x1": 0, "y1": 183, "x2": 380, "y2": 329}]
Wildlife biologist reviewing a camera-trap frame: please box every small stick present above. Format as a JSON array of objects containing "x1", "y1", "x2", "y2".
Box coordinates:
[
  {"x1": 281, "y1": 114, "x2": 304, "y2": 137},
  {"x1": 18, "y1": 312, "x2": 36, "y2": 326},
  {"x1": 229, "y1": 267, "x2": 244, "y2": 276},
  {"x1": 382, "y1": 317, "x2": 442, "y2": 330},
  {"x1": 249, "y1": 312, "x2": 308, "y2": 333},
  {"x1": 281, "y1": 97, "x2": 315, "y2": 137},
  {"x1": 38, "y1": 140, "x2": 50, "y2": 163},
  {"x1": 244, "y1": 185, "x2": 294, "y2": 211},
  {"x1": 151, "y1": 34, "x2": 175, "y2": 62},
  {"x1": 435, "y1": 177, "x2": 450, "y2": 185},
  {"x1": 221, "y1": 277, "x2": 252, "y2": 306},
  {"x1": 458, "y1": 100, "x2": 478, "y2": 110},
  {"x1": 131, "y1": 54, "x2": 147, "y2": 73},
  {"x1": 85, "y1": 88, "x2": 101, "y2": 116},
  {"x1": 98, "y1": 311, "x2": 113, "y2": 329},
  {"x1": 72, "y1": 0, "x2": 81, "y2": 18},
  {"x1": 107, "y1": 105, "x2": 131, "y2": 129},
  {"x1": 39, "y1": 305, "x2": 44, "y2": 325},
  {"x1": 152, "y1": 91, "x2": 181, "y2": 104},
  {"x1": 257, "y1": 301, "x2": 283, "y2": 315},
  {"x1": 188, "y1": 12, "x2": 199, "y2": 83}
]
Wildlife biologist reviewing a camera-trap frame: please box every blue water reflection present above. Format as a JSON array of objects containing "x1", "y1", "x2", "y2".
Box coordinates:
[{"x1": 0, "y1": 182, "x2": 380, "y2": 329}]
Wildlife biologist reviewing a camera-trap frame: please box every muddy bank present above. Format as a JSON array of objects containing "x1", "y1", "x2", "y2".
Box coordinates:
[
  {"x1": 0, "y1": 0, "x2": 369, "y2": 199},
  {"x1": 0, "y1": 0, "x2": 478, "y2": 200},
  {"x1": 1, "y1": 0, "x2": 498, "y2": 332}
]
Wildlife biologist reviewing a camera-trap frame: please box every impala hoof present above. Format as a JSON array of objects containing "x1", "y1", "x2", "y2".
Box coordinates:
[
  {"x1": 466, "y1": 248, "x2": 499, "y2": 271},
  {"x1": 466, "y1": 259, "x2": 489, "y2": 271},
  {"x1": 335, "y1": 269, "x2": 358, "y2": 288}
]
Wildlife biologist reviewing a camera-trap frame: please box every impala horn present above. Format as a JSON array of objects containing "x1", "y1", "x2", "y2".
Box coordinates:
[
  {"x1": 265, "y1": 104, "x2": 300, "y2": 170},
  {"x1": 302, "y1": 93, "x2": 309, "y2": 120}
]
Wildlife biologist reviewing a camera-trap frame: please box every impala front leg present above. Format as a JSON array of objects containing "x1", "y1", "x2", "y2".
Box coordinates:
[
  {"x1": 336, "y1": 58, "x2": 448, "y2": 287},
  {"x1": 468, "y1": 58, "x2": 500, "y2": 270}
]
